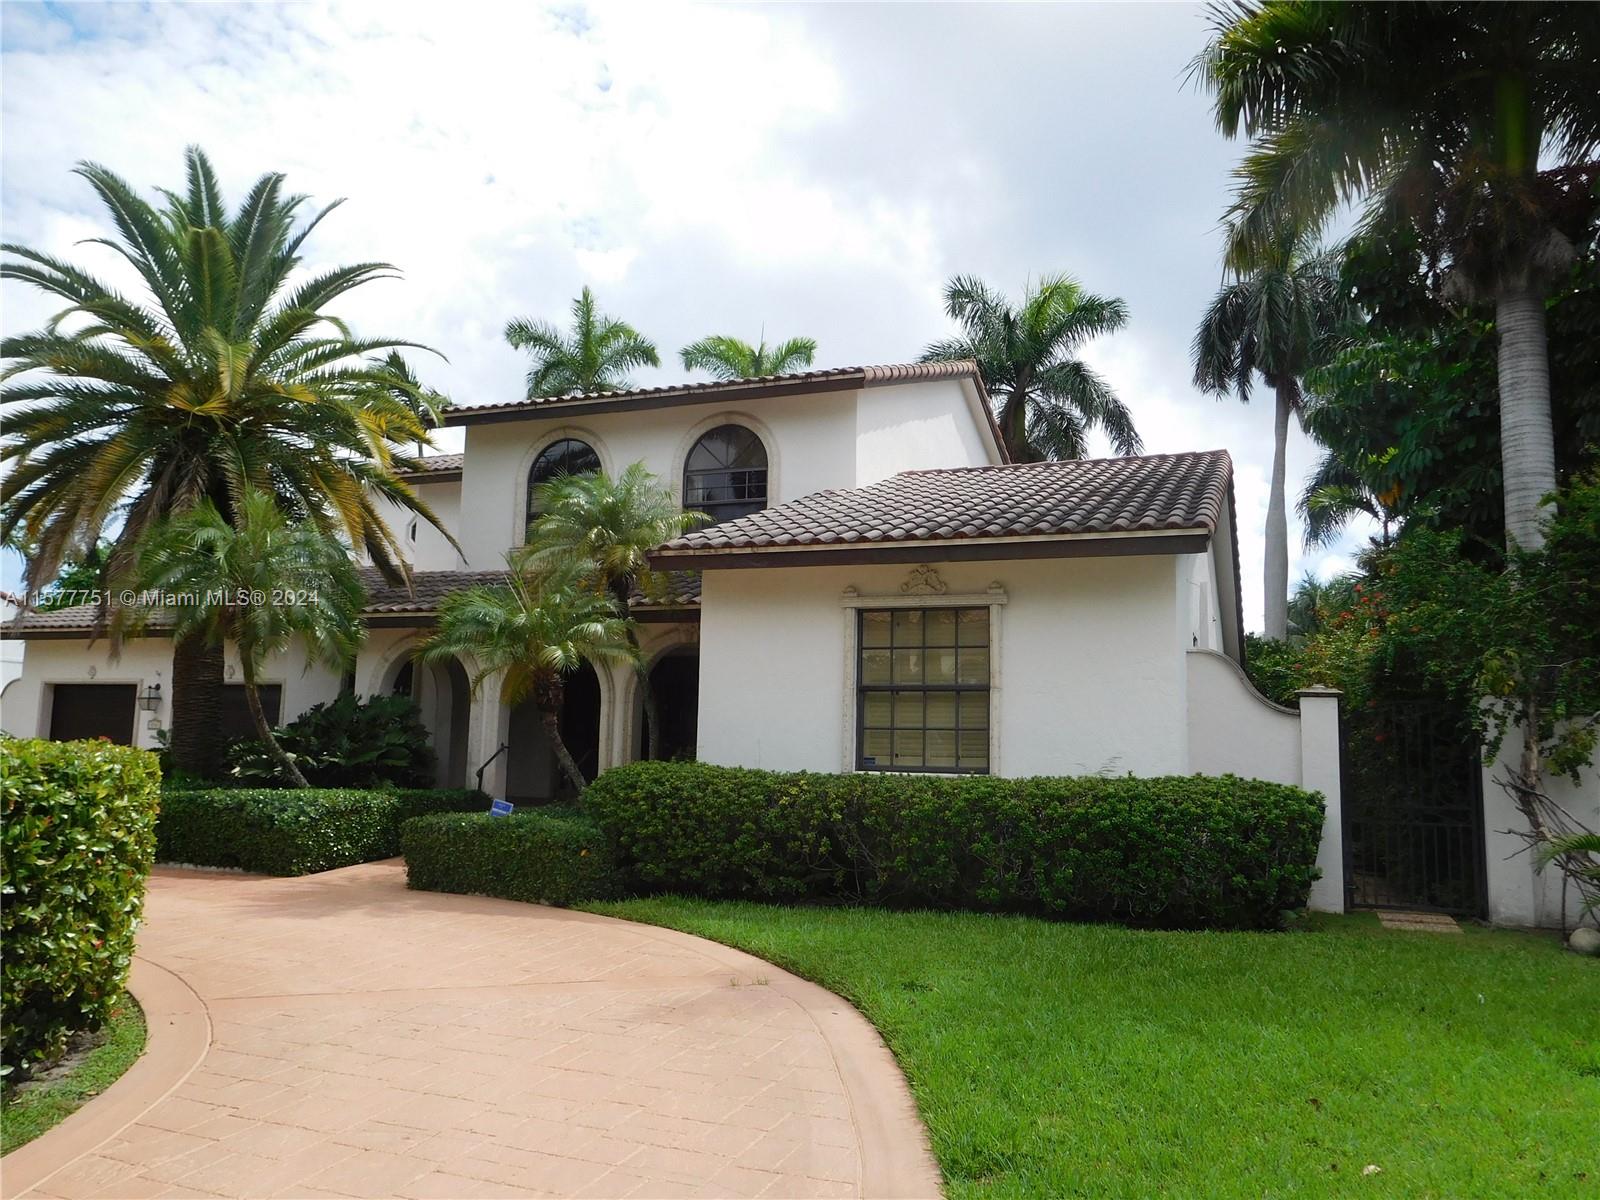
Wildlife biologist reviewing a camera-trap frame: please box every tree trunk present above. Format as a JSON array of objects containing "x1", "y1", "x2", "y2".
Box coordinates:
[
  {"x1": 1494, "y1": 288, "x2": 1558, "y2": 553},
  {"x1": 612, "y1": 577, "x2": 659, "y2": 760},
  {"x1": 242, "y1": 663, "x2": 309, "y2": 788},
  {"x1": 1263, "y1": 382, "x2": 1293, "y2": 641},
  {"x1": 169, "y1": 632, "x2": 225, "y2": 780},
  {"x1": 542, "y1": 709, "x2": 588, "y2": 797}
]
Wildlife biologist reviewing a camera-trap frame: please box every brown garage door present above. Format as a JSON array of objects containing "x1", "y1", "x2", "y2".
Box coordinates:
[
  {"x1": 221, "y1": 684, "x2": 282, "y2": 743},
  {"x1": 49, "y1": 684, "x2": 137, "y2": 744}
]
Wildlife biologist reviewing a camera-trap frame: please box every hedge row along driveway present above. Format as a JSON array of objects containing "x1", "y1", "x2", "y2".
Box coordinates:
[
  {"x1": 1, "y1": 739, "x2": 159, "y2": 1078},
  {"x1": 584, "y1": 763, "x2": 1325, "y2": 929}
]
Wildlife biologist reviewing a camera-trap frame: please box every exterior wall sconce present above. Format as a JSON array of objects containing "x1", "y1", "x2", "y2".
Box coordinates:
[{"x1": 138, "y1": 683, "x2": 163, "y2": 712}]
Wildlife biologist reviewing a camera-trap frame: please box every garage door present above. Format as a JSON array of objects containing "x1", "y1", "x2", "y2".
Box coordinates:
[
  {"x1": 221, "y1": 684, "x2": 282, "y2": 743},
  {"x1": 49, "y1": 684, "x2": 137, "y2": 744}
]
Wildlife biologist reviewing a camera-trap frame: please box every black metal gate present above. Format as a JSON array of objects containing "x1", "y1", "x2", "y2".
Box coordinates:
[{"x1": 1342, "y1": 701, "x2": 1487, "y2": 916}]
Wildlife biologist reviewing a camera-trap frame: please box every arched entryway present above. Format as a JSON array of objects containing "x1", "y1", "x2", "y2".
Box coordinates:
[
  {"x1": 384, "y1": 652, "x2": 471, "y2": 789},
  {"x1": 507, "y1": 663, "x2": 602, "y2": 802},
  {"x1": 640, "y1": 649, "x2": 699, "y2": 762}
]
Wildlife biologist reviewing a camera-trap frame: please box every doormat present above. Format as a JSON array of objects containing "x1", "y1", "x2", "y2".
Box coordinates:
[{"x1": 1376, "y1": 910, "x2": 1463, "y2": 933}]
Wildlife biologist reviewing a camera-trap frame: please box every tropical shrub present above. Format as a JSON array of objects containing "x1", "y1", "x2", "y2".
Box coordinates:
[
  {"x1": 226, "y1": 693, "x2": 436, "y2": 788},
  {"x1": 585, "y1": 763, "x2": 1325, "y2": 929},
  {"x1": 402, "y1": 811, "x2": 619, "y2": 907},
  {"x1": 155, "y1": 787, "x2": 487, "y2": 875},
  {"x1": 1, "y1": 739, "x2": 160, "y2": 1077}
]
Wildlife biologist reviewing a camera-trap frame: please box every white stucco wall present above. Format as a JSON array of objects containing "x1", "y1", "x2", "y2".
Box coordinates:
[
  {"x1": 1186, "y1": 650, "x2": 1302, "y2": 785},
  {"x1": 455, "y1": 379, "x2": 996, "y2": 571},
  {"x1": 1181, "y1": 551, "x2": 1225, "y2": 653},
  {"x1": 0, "y1": 637, "x2": 344, "y2": 750},
  {"x1": 853, "y1": 379, "x2": 995, "y2": 485},
  {"x1": 1481, "y1": 733, "x2": 1600, "y2": 929},
  {"x1": 458, "y1": 393, "x2": 859, "y2": 570},
  {"x1": 367, "y1": 479, "x2": 464, "y2": 572},
  {"x1": 697, "y1": 554, "x2": 1191, "y2": 778}
]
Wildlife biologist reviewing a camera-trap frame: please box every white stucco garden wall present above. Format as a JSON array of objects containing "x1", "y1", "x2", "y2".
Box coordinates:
[
  {"x1": 1185, "y1": 649, "x2": 1344, "y2": 912},
  {"x1": 697, "y1": 554, "x2": 1191, "y2": 778},
  {"x1": 1481, "y1": 735, "x2": 1600, "y2": 929}
]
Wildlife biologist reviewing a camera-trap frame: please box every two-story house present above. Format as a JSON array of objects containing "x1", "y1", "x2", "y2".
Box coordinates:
[{"x1": 0, "y1": 358, "x2": 1344, "y2": 911}]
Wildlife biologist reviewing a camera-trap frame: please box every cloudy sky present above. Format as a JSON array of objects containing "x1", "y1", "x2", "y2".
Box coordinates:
[{"x1": 0, "y1": 1, "x2": 1373, "y2": 627}]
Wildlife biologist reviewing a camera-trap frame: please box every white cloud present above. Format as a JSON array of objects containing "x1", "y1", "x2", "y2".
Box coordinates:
[{"x1": 1, "y1": 1, "x2": 1366, "y2": 624}]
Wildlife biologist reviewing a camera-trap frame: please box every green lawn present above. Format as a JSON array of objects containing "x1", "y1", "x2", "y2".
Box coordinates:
[
  {"x1": 1, "y1": 999, "x2": 146, "y2": 1155},
  {"x1": 586, "y1": 900, "x2": 1599, "y2": 1199}
]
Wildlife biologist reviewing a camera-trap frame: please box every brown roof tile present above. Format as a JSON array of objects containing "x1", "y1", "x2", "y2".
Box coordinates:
[
  {"x1": 443, "y1": 360, "x2": 990, "y2": 426},
  {"x1": 654, "y1": 451, "x2": 1233, "y2": 559},
  {"x1": 396, "y1": 453, "x2": 463, "y2": 480}
]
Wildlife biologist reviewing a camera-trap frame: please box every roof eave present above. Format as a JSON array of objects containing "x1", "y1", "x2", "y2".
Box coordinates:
[{"x1": 650, "y1": 526, "x2": 1213, "y2": 571}]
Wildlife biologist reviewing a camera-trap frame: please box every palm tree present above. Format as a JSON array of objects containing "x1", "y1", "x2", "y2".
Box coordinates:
[
  {"x1": 505, "y1": 287, "x2": 660, "y2": 397},
  {"x1": 518, "y1": 463, "x2": 706, "y2": 758},
  {"x1": 1286, "y1": 570, "x2": 1358, "y2": 641},
  {"x1": 1192, "y1": 228, "x2": 1345, "y2": 638},
  {"x1": 1298, "y1": 450, "x2": 1398, "y2": 550},
  {"x1": 121, "y1": 490, "x2": 365, "y2": 788},
  {"x1": 1193, "y1": 3, "x2": 1600, "y2": 552},
  {"x1": 680, "y1": 334, "x2": 816, "y2": 380},
  {"x1": 921, "y1": 274, "x2": 1137, "y2": 462},
  {"x1": 1, "y1": 147, "x2": 450, "y2": 778},
  {"x1": 423, "y1": 557, "x2": 636, "y2": 796}
]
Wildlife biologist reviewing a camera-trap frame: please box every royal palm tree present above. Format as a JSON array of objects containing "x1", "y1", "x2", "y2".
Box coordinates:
[
  {"x1": 921, "y1": 274, "x2": 1137, "y2": 462},
  {"x1": 1, "y1": 147, "x2": 450, "y2": 777},
  {"x1": 505, "y1": 287, "x2": 659, "y2": 397},
  {"x1": 1194, "y1": 2, "x2": 1600, "y2": 551},
  {"x1": 680, "y1": 333, "x2": 816, "y2": 380},
  {"x1": 518, "y1": 463, "x2": 706, "y2": 758},
  {"x1": 1192, "y1": 227, "x2": 1345, "y2": 639},
  {"x1": 122, "y1": 490, "x2": 365, "y2": 788},
  {"x1": 423, "y1": 557, "x2": 636, "y2": 796}
]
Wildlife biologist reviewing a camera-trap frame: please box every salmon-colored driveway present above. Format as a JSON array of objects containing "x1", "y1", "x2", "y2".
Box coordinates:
[{"x1": 3, "y1": 863, "x2": 940, "y2": 1200}]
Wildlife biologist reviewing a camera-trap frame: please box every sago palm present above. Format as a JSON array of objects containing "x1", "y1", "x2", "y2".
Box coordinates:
[
  {"x1": 121, "y1": 490, "x2": 366, "y2": 788},
  {"x1": 1, "y1": 147, "x2": 450, "y2": 777},
  {"x1": 423, "y1": 557, "x2": 636, "y2": 796},
  {"x1": 505, "y1": 287, "x2": 660, "y2": 397},
  {"x1": 1193, "y1": 2, "x2": 1600, "y2": 551},
  {"x1": 680, "y1": 334, "x2": 816, "y2": 380},
  {"x1": 518, "y1": 463, "x2": 706, "y2": 758},
  {"x1": 921, "y1": 274, "x2": 1137, "y2": 462},
  {"x1": 1193, "y1": 225, "x2": 1345, "y2": 638}
]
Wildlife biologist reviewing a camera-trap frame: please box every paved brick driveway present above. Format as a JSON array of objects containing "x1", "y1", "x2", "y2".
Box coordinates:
[{"x1": 5, "y1": 863, "x2": 939, "y2": 1200}]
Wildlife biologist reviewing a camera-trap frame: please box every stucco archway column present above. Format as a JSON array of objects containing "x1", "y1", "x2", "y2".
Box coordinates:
[{"x1": 465, "y1": 667, "x2": 512, "y2": 797}]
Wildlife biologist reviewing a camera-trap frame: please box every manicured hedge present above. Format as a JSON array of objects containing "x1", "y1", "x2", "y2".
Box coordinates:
[
  {"x1": 156, "y1": 786, "x2": 489, "y2": 875},
  {"x1": 402, "y1": 811, "x2": 620, "y2": 906},
  {"x1": 1, "y1": 738, "x2": 161, "y2": 1077},
  {"x1": 585, "y1": 763, "x2": 1325, "y2": 929}
]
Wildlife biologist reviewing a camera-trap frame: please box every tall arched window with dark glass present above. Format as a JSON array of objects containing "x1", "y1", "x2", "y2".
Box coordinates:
[
  {"x1": 525, "y1": 438, "x2": 601, "y2": 537},
  {"x1": 683, "y1": 425, "x2": 768, "y2": 522}
]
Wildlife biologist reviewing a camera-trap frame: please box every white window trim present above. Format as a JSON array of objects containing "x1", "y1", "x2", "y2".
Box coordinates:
[{"x1": 838, "y1": 581, "x2": 1006, "y2": 776}]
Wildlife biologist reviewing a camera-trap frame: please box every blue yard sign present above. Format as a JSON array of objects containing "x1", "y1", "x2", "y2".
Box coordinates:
[{"x1": 489, "y1": 798, "x2": 514, "y2": 818}]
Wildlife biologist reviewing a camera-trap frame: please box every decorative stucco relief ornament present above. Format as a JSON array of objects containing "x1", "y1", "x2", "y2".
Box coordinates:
[{"x1": 899, "y1": 564, "x2": 949, "y2": 595}]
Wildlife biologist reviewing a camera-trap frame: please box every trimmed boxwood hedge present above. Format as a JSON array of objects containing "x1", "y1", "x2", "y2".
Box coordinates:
[
  {"x1": 1, "y1": 738, "x2": 160, "y2": 1077},
  {"x1": 584, "y1": 763, "x2": 1325, "y2": 929},
  {"x1": 402, "y1": 811, "x2": 619, "y2": 906},
  {"x1": 156, "y1": 786, "x2": 488, "y2": 876}
]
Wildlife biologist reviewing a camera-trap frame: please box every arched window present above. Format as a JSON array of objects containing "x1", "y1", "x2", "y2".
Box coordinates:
[
  {"x1": 526, "y1": 437, "x2": 600, "y2": 535},
  {"x1": 683, "y1": 425, "x2": 768, "y2": 522}
]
